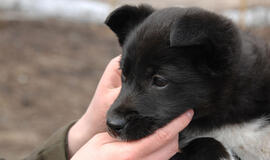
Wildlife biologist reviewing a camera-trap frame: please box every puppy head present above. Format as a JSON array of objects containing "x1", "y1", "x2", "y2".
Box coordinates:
[{"x1": 105, "y1": 5, "x2": 241, "y2": 140}]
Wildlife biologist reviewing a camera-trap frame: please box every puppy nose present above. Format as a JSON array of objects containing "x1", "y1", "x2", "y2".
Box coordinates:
[{"x1": 107, "y1": 117, "x2": 127, "y2": 133}]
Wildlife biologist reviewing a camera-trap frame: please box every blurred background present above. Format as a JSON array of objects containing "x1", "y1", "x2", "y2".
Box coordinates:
[{"x1": 0, "y1": 0, "x2": 270, "y2": 159}]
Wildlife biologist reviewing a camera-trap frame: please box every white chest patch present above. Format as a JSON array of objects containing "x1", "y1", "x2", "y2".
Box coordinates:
[{"x1": 183, "y1": 118, "x2": 270, "y2": 160}]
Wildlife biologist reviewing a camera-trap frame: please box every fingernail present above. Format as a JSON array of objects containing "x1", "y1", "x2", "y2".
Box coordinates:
[{"x1": 186, "y1": 109, "x2": 194, "y2": 118}]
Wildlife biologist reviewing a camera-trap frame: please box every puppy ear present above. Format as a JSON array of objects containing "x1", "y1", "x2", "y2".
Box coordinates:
[
  {"x1": 105, "y1": 4, "x2": 154, "y2": 46},
  {"x1": 170, "y1": 8, "x2": 241, "y2": 76}
]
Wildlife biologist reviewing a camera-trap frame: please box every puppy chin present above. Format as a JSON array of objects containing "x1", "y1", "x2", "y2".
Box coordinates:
[{"x1": 108, "y1": 117, "x2": 159, "y2": 141}]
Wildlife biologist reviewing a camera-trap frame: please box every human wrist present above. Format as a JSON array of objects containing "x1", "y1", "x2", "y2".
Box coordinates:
[{"x1": 67, "y1": 113, "x2": 96, "y2": 158}]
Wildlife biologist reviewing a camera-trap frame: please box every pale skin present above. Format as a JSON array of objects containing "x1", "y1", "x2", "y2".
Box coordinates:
[{"x1": 68, "y1": 56, "x2": 194, "y2": 160}]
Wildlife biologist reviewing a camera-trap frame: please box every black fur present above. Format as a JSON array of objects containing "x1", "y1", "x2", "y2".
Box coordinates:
[
  {"x1": 105, "y1": 4, "x2": 270, "y2": 160},
  {"x1": 170, "y1": 138, "x2": 233, "y2": 160},
  {"x1": 105, "y1": 5, "x2": 154, "y2": 46}
]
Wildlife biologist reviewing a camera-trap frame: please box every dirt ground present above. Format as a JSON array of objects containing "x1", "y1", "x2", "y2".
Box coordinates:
[
  {"x1": 0, "y1": 20, "x2": 119, "y2": 160},
  {"x1": 0, "y1": 19, "x2": 270, "y2": 160}
]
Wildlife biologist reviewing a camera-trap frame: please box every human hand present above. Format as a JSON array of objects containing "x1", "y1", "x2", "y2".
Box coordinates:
[
  {"x1": 71, "y1": 110, "x2": 194, "y2": 160},
  {"x1": 68, "y1": 56, "x2": 122, "y2": 157}
]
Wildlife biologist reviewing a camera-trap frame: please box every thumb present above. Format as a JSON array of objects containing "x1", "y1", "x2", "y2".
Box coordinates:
[{"x1": 128, "y1": 109, "x2": 194, "y2": 156}]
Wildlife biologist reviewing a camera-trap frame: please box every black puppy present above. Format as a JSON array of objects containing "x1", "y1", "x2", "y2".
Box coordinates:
[{"x1": 105, "y1": 4, "x2": 270, "y2": 160}]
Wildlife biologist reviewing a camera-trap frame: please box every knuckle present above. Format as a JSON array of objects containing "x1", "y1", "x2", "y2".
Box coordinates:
[{"x1": 156, "y1": 129, "x2": 172, "y2": 141}]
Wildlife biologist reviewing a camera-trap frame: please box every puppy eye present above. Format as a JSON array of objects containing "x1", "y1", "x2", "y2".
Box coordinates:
[{"x1": 152, "y1": 75, "x2": 168, "y2": 88}]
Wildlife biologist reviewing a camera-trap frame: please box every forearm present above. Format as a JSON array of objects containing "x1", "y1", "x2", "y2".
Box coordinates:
[
  {"x1": 67, "y1": 109, "x2": 107, "y2": 158},
  {"x1": 68, "y1": 114, "x2": 93, "y2": 158}
]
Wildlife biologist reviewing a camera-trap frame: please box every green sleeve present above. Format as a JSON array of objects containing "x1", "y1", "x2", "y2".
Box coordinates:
[{"x1": 23, "y1": 121, "x2": 76, "y2": 160}]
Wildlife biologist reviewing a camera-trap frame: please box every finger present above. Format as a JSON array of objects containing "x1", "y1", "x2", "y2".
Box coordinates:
[
  {"x1": 107, "y1": 86, "x2": 121, "y2": 102},
  {"x1": 127, "y1": 109, "x2": 193, "y2": 156},
  {"x1": 101, "y1": 56, "x2": 122, "y2": 89},
  {"x1": 143, "y1": 136, "x2": 179, "y2": 160},
  {"x1": 90, "y1": 132, "x2": 119, "y2": 146},
  {"x1": 71, "y1": 132, "x2": 120, "y2": 160}
]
